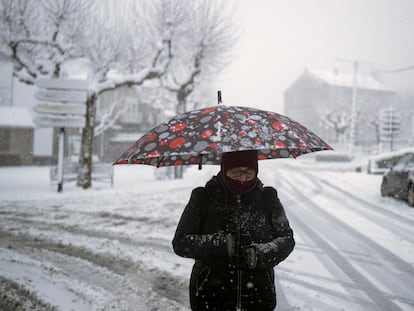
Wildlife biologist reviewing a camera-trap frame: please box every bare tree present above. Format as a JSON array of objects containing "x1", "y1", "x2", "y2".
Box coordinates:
[
  {"x1": 0, "y1": 0, "x2": 174, "y2": 188},
  {"x1": 1, "y1": 0, "x2": 238, "y2": 188},
  {"x1": 323, "y1": 110, "x2": 351, "y2": 143},
  {"x1": 0, "y1": 0, "x2": 90, "y2": 81},
  {"x1": 163, "y1": 0, "x2": 237, "y2": 113},
  {"x1": 157, "y1": 0, "x2": 238, "y2": 178},
  {"x1": 74, "y1": 1, "x2": 177, "y2": 188},
  {"x1": 94, "y1": 87, "x2": 129, "y2": 138},
  {"x1": 367, "y1": 112, "x2": 380, "y2": 145}
]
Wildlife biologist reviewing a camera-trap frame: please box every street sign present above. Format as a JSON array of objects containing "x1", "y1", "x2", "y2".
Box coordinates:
[
  {"x1": 33, "y1": 102, "x2": 86, "y2": 115},
  {"x1": 379, "y1": 107, "x2": 402, "y2": 142},
  {"x1": 33, "y1": 113, "x2": 86, "y2": 128},
  {"x1": 35, "y1": 89, "x2": 88, "y2": 103},
  {"x1": 33, "y1": 78, "x2": 89, "y2": 191},
  {"x1": 35, "y1": 78, "x2": 88, "y2": 90}
]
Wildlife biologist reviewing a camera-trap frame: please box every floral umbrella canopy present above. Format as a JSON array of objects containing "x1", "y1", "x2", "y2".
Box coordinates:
[{"x1": 114, "y1": 105, "x2": 333, "y2": 167}]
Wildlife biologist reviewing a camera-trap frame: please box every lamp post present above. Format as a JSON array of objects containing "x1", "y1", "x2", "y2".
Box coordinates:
[
  {"x1": 349, "y1": 61, "x2": 359, "y2": 155},
  {"x1": 336, "y1": 58, "x2": 359, "y2": 155}
]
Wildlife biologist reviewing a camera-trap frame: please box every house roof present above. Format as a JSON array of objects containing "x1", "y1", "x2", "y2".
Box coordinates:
[
  {"x1": 307, "y1": 68, "x2": 394, "y2": 92},
  {"x1": 0, "y1": 106, "x2": 35, "y2": 128}
]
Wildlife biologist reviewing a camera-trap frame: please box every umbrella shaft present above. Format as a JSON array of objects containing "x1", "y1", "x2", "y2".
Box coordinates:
[{"x1": 236, "y1": 269, "x2": 242, "y2": 310}]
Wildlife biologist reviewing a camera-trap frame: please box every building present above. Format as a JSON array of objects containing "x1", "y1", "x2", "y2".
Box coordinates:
[
  {"x1": 1, "y1": 51, "x2": 171, "y2": 165},
  {"x1": 0, "y1": 53, "x2": 13, "y2": 106},
  {"x1": 0, "y1": 106, "x2": 35, "y2": 165},
  {"x1": 95, "y1": 86, "x2": 171, "y2": 163},
  {"x1": 0, "y1": 52, "x2": 35, "y2": 165},
  {"x1": 284, "y1": 68, "x2": 408, "y2": 151}
]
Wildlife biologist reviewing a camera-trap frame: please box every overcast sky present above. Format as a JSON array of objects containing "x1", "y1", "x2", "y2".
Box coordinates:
[
  {"x1": 216, "y1": 0, "x2": 414, "y2": 113},
  {"x1": 11, "y1": 0, "x2": 414, "y2": 115}
]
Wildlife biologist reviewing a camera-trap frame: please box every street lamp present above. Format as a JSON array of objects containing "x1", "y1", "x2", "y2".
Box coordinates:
[{"x1": 336, "y1": 58, "x2": 359, "y2": 155}]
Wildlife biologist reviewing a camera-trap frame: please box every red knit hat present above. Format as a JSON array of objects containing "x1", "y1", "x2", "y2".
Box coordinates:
[{"x1": 221, "y1": 150, "x2": 258, "y2": 174}]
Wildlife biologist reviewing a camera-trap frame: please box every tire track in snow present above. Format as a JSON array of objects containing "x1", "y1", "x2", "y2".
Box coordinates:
[
  {"x1": 313, "y1": 178, "x2": 414, "y2": 245},
  {"x1": 287, "y1": 211, "x2": 406, "y2": 311},
  {"x1": 276, "y1": 267, "x2": 380, "y2": 309},
  {"x1": 5, "y1": 215, "x2": 173, "y2": 252},
  {"x1": 0, "y1": 229, "x2": 190, "y2": 310},
  {"x1": 281, "y1": 176, "x2": 414, "y2": 310},
  {"x1": 0, "y1": 275, "x2": 57, "y2": 311},
  {"x1": 303, "y1": 170, "x2": 414, "y2": 225},
  {"x1": 284, "y1": 168, "x2": 414, "y2": 246}
]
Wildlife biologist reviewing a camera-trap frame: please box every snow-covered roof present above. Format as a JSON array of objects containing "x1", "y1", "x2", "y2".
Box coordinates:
[
  {"x1": 0, "y1": 106, "x2": 35, "y2": 128},
  {"x1": 308, "y1": 69, "x2": 394, "y2": 92},
  {"x1": 370, "y1": 147, "x2": 414, "y2": 162}
]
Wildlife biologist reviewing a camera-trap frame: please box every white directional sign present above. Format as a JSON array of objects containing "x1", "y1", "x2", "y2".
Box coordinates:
[
  {"x1": 33, "y1": 102, "x2": 86, "y2": 115},
  {"x1": 35, "y1": 78, "x2": 88, "y2": 90},
  {"x1": 33, "y1": 78, "x2": 89, "y2": 192},
  {"x1": 379, "y1": 107, "x2": 402, "y2": 142},
  {"x1": 33, "y1": 114, "x2": 86, "y2": 128},
  {"x1": 32, "y1": 78, "x2": 88, "y2": 129},
  {"x1": 35, "y1": 89, "x2": 88, "y2": 103}
]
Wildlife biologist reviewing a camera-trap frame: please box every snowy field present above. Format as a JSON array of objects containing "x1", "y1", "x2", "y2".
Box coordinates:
[{"x1": 0, "y1": 157, "x2": 413, "y2": 310}]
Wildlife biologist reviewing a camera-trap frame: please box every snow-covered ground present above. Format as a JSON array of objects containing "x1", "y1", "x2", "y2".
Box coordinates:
[{"x1": 0, "y1": 156, "x2": 413, "y2": 310}]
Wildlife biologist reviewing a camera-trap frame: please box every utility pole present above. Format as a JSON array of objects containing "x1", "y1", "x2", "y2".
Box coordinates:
[
  {"x1": 336, "y1": 58, "x2": 359, "y2": 155},
  {"x1": 349, "y1": 61, "x2": 359, "y2": 155}
]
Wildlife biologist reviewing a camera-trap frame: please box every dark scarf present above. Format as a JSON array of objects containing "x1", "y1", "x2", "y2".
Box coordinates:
[
  {"x1": 224, "y1": 175, "x2": 257, "y2": 195},
  {"x1": 220, "y1": 150, "x2": 258, "y2": 196}
]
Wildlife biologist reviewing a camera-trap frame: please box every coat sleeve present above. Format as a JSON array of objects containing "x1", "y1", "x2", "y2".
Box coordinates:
[
  {"x1": 253, "y1": 187, "x2": 295, "y2": 269},
  {"x1": 172, "y1": 187, "x2": 229, "y2": 260}
]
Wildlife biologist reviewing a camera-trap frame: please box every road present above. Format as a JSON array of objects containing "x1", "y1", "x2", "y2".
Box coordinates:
[
  {"x1": 272, "y1": 166, "x2": 414, "y2": 311},
  {"x1": 0, "y1": 165, "x2": 413, "y2": 310}
]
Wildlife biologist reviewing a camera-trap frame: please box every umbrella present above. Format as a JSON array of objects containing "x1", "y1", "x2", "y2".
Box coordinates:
[{"x1": 114, "y1": 105, "x2": 333, "y2": 168}]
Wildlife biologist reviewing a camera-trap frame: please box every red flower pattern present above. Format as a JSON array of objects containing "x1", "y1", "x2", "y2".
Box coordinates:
[{"x1": 114, "y1": 105, "x2": 333, "y2": 167}]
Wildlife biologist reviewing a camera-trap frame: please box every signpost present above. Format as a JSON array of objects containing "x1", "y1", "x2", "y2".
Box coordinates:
[
  {"x1": 33, "y1": 114, "x2": 86, "y2": 128},
  {"x1": 35, "y1": 89, "x2": 87, "y2": 102},
  {"x1": 33, "y1": 102, "x2": 86, "y2": 115},
  {"x1": 379, "y1": 107, "x2": 402, "y2": 152},
  {"x1": 33, "y1": 78, "x2": 88, "y2": 192}
]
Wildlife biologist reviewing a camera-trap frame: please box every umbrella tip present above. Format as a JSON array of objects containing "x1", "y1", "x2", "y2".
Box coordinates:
[{"x1": 217, "y1": 90, "x2": 222, "y2": 105}]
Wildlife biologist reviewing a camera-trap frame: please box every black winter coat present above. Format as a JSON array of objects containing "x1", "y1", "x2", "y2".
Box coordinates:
[{"x1": 172, "y1": 174, "x2": 295, "y2": 311}]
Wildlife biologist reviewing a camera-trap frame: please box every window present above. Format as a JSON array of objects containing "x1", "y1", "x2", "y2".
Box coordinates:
[
  {"x1": 406, "y1": 154, "x2": 414, "y2": 170},
  {"x1": 394, "y1": 154, "x2": 414, "y2": 171}
]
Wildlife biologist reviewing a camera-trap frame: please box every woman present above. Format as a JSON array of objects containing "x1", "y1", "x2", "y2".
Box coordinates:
[{"x1": 172, "y1": 150, "x2": 295, "y2": 311}]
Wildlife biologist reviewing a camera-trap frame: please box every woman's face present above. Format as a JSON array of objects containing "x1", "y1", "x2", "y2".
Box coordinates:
[{"x1": 226, "y1": 166, "x2": 256, "y2": 182}]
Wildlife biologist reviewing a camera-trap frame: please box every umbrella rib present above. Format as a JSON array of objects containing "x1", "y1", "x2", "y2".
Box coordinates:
[
  {"x1": 215, "y1": 105, "x2": 222, "y2": 141},
  {"x1": 217, "y1": 122, "x2": 222, "y2": 140}
]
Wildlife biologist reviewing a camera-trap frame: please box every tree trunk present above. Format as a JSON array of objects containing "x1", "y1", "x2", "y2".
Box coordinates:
[
  {"x1": 77, "y1": 93, "x2": 96, "y2": 189},
  {"x1": 174, "y1": 97, "x2": 187, "y2": 179}
]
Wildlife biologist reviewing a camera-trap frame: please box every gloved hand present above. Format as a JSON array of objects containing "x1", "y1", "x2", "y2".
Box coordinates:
[
  {"x1": 241, "y1": 245, "x2": 257, "y2": 269},
  {"x1": 204, "y1": 232, "x2": 236, "y2": 257},
  {"x1": 221, "y1": 234, "x2": 257, "y2": 269}
]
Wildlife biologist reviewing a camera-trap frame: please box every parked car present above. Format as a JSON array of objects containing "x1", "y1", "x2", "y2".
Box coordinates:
[
  {"x1": 368, "y1": 147, "x2": 414, "y2": 174},
  {"x1": 381, "y1": 152, "x2": 414, "y2": 206}
]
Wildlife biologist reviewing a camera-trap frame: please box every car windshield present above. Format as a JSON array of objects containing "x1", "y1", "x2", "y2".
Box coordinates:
[
  {"x1": 393, "y1": 154, "x2": 414, "y2": 170},
  {"x1": 406, "y1": 156, "x2": 414, "y2": 170}
]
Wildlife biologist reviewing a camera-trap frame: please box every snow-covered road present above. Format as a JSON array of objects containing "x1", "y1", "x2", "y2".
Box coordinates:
[
  {"x1": 271, "y1": 166, "x2": 414, "y2": 310},
  {"x1": 0, "y1": 160, "x2": 413, "y2": 310}
]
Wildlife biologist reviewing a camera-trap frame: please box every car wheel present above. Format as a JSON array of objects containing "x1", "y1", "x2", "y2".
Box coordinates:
[
  {"x1": 381, "y1": 179, "x2": 389, "y2": 197},
  {"x1": 408, "y1": 184, "x2": 414, "y2": 207}
]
